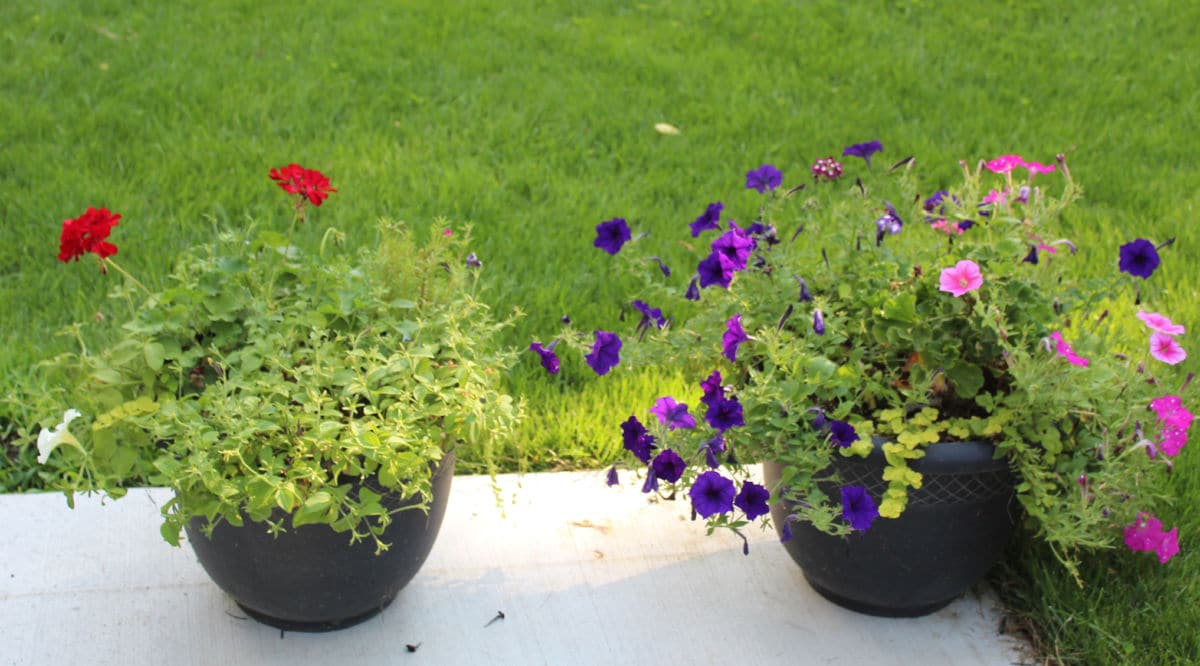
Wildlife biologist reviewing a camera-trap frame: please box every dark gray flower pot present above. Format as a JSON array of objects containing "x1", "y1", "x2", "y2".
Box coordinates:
[
  {"x1": 185, "y1": 452, "x2": 455, "y2": 631},
  {"x1": 765, "y1": 441, "x2": 1017, "y2": 617}
]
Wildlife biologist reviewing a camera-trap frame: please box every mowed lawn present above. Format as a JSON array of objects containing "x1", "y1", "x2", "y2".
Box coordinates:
[{"x1": 1, "y1": 1, "x2": 1197, "y2": 662}]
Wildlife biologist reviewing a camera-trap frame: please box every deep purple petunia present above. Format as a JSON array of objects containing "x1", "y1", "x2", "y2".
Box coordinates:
[
  {"x1": 1119, "y1": 239, "x2": 1161, "y2": 279},
  {"x1": 700, "y1": 370, "x2": 724, "y2": 405},
  {"x1": 735, "y1": 481, "x2": 771, "y2": 520},
  {"x1": 697, "y1": 252, "x2": 735, "y2": 289},
  {"x1": 1023, "y1": 245, "x2": 1039, "y2": 265},
  {"x1": 722, "y1": 314, "x2": 749, "y2": 362},
  {"x1": 621, "y1": 415, "x2": 656, "y2": 463},
  {"x1": 594, "y1": 218, "x2": 632, "y2": 255},
  {"x1": 745, "y1": 164, "x2": 783, "y2": 193},
  {"x1": 813, "y1": 308, "x2": 826, "y2": 336},
  {"x1": 650, "y1": 256, "x2": 671, "y2": 277},
  {"x1": 690, "y1": 471, "x2": 736, "y2": 518},
  {"x1": 712, "y1": 227, "x2": 756, "y2": 271},
  {"x1": 605, "y1": 465, "x2": 619, "y2": 487},
  {"x1": 528, "y1": 340, "x2": 561, "y2": 374},
  {"x1": 649, "y1": 396, "x2": 697, "y2": 430},
  {"x1": 631, "y1": 299, "x2": 667, "y2": 332},
  {"x1": 689, "y1": 202, "x2": 725, "y2": 237},
  {"x1": 842, "y1": 140, "x2": 883, "y2": 165},
  {"x1": 840, "y1": 485, "x2": 879, "y2": 531},
  {"x1": 829, "y1": 419, "x2": 858, "y2": 448},
  {"x1": 685, "y1": 276, "x2": 701, "y2": 301},
  {"x1": 705, "y1": 395, "x2": 745, "y2": 432},
  {"x1": 586, "y1": 330, "x2": 622, "y2": 375},
  {"x1": 795, "y1": 276, "x2": 813, "y2": 302},
  {"x1": 701, "y1": 433, "x2": 726, "y2": 469},
  {"x1": 651, "y1": 449, "x2": 686, "y2": 483},
  {"x1": 641, "y1": 467, "x2": 659, "y2": 493}
]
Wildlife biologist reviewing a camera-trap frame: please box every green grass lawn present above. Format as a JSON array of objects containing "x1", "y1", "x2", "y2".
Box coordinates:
[{"x1": 2, "y1": 1, "x2": 1197, "y2": 662}]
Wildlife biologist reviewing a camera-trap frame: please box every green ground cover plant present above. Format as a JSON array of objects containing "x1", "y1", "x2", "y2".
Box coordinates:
[{"x1": 1, "y1": 0, "x2": 1196, "y2": 662}]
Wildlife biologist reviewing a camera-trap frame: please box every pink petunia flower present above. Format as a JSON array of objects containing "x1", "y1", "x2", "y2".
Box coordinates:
[
  {"x1": 1137, "y1": 311, "x2": 1186, "y2": 336},
  {"x1": 929, "y1": 219, "x2": 965, "y2": 235},
  {"x1": 984, "y1": 154, "x2": 1025, "y2": 174},
  {"x1": 938, "y1": 260, "x2": 983, "y2": 297},
  {"x1": 1123, "y1": 512, "x2": 1180, "y2": 564},
  {"x1": 1150, "y1": 332, "x2": 1187, "y2": 365},
  {"x1": 1149, "y1": 394, "x2": 1194, "y2": 458},
  {"x1": 1021, "y1": 160, "x2": 1057, "y2": 176},
  {"x1": 981, "y1": 189, "x2": 1008, "y2": 205},
  {"x1": 1049, "y1": 332, "x2": 1089, "y2": 367}
]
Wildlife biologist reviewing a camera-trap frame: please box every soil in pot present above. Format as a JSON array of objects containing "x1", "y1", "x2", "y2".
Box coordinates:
[{"x1": 185, "y1": 452, "x2": 455, "y2": 631}]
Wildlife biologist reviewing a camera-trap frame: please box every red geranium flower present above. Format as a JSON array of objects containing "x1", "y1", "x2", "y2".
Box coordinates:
[
  {"x1": 268, "y1": 163, "x2": 337, "y2": 207},
  {"x1": 58, "y1": 207, "x2": 120, "y2": 264}
]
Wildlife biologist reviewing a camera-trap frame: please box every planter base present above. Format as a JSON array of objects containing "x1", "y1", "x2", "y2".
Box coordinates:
[
  {"x1": 235, "y1": 599, "x2": 394, "y2": 632},
  {"x1": 802, "y1": 574, "x2": 955, "y2": 618}
]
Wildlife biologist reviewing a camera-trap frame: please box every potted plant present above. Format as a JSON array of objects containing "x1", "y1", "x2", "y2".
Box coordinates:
[
  {"x1": 530, "y1": 144, "x2": 1192, "y2": 616},
  {"x1": 34, "y1": 164, "x2": 521, "y2": 630}
]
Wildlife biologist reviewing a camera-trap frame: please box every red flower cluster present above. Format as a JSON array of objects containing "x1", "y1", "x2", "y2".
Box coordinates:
[
  {"x1": 268, "y1": 163, "x2": 337, "y2": 207},
  {"x1": 58, "y1": 207, "x2": 120, "y2": 264}
]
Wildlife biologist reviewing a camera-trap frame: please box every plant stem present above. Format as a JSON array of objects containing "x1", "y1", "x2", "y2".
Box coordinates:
[{"x1": 102, "y1": 257, "x2": 153, "y2": 296}]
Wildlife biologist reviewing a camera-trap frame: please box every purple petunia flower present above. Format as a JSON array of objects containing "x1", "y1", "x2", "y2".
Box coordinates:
[
  {"x1": 651, "y1": 449, "x2": 687, "y2": 483},
  {"x1": 722, "y1": 314, "x2": 749, "y2": 362},
  {"x1": 711, "y1": 227, "x2": 757, "y2": 273},
  {"x1": 621, "y1": 415, "x2": 657, "y2": 463},
  {"x1": 649, "y1": 396, "x2": 697, "y2": 430},
  {"x1": 1119, "y1": 239, "x2": 1161, "y2": 279},
  {"x1": 795, "y1": 276, "x2": 813, "y2": 302},
  {"x1": 813, "y1": 308, "x2": 825, "y2": 336},
  {"x1": 685, "y1": 276, "x2": 701, "y2": 301},
  {"x1": 689, "y1": 471, "x2": 736, "y2": 518},
  {"x1": 829, "y1": 419, "x2": 858, "y2": 448},
  {"x1": 840, "y1": 485, "x2": 879, "y2": 531},
  {"x1": 700, "y1": 370, "x2": 724, "y2": 405},
  {"x1": 466, "y1": 252, "x2": 482, "y2": 268},
  {"x1": 842, "y1": 140, "x2": 883, "y2": 166},
  {"x1": 697, "y1": 252, "x2": 735, "y2": 289},
  {"x1": 631, "y1": 299, "x2": 667, "y2": 332},
  {"x1": 810, "y1": 408, "x2": 828, "y2": 431},
  {"x1": 586, "y1": 330, "x2": 622, "y2": 375},
  {"x1": 745, "y1": 164, "x2": 783, "y2": 193},
  {"x1": 1023, "y1": 245, "x2": 1039, "y2": 265},
  {"x1": 594, "y1": 218, "x2": 632, "y2": 255},
  {"x1": 605, "y1": 465, "x2": 619, "y2": 487},
  {"x1": 735, "y1": 481, "x2": 771, "y2": 521},
  {"x1": 650, "y1": 256, "x2": 671, "y2": 277},
  {"x1": 874, "y1": 201, "x2": 903, "y2": 245},
  {"x1": 705, "y1": 395, "x2": 745, "y2": 432},
  {"x1": 528, "y1": 340, "x2": 561, "y2": 374},
  {"x1": 689, "y1": 202, "x2": 724, "y2": 237},
  {"x1": 701, "y1": 433, "x2": 726, "y2": 469},
  {"x1": 641, "y1": 467, "x2": 659, "y2": 493}
]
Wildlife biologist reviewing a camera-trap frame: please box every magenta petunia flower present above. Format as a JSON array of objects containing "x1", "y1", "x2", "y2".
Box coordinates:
[
  {"x1": 649, "y1": 396, "x2": 697, "y2": 430},
  {"x1": 1021, "y1": 159, "x2": 1057, "y2": 176},
  {"x1": 984, "y1": 154, "x2": 1025, "y2": 174},
  {"x1": 1123, "y1": 512, "x2": 1180, "y2": 564},
  {"x1": 1050, "y1": 332, "x2": 1090, "y2": 367},
  {"x1": 938, "y1": 260, "x2": 983, "y2": 297},
  {"x1": 722, "y1": 314, "x2": 748, "y2": 362},
  {"x1": 1150, "y1": 332, "x2": 1187, "y2": 365},
  {"x1": 981, "y1": 188, "x2": 1008, "y2": 205},
  {"x1": 1137, "y1": 311, "x2": 1186, "y2": 336}
]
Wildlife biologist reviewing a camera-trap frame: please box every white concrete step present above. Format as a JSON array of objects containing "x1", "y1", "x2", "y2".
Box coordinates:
[{"x1": 0, "y1": 469, "x2": 1025, "y2": 665}]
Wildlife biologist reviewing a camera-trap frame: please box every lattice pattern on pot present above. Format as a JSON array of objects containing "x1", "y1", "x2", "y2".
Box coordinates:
[{"x1": 836, "y1": 464, "x2": 1014, "y2": 506}]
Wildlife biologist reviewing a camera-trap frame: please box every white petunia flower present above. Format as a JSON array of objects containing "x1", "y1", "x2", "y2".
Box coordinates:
[{"x1": 37, "y1": 408, "x2": 83, "y2": 464}]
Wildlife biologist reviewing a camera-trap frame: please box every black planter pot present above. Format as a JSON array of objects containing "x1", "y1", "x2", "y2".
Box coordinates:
[
  {"x1": 185, "y1": 452, "x2": 455, "y2": 632},
  {"x1": 764, "y1": 440, "x2": 1017, "y2": 617}
]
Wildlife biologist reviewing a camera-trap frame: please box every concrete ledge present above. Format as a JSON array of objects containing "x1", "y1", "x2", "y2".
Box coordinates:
[{"x1": 1, "y1": 469, "x2": 1024, "y2": 665}]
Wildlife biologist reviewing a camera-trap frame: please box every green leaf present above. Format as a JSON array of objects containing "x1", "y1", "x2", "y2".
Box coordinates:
[
  {"x1": 946, "y1": 361, "x2": 984, "y2": 399},
  {"x1": 143, "y1": 342, "x2": 165, "y2": 371}
]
